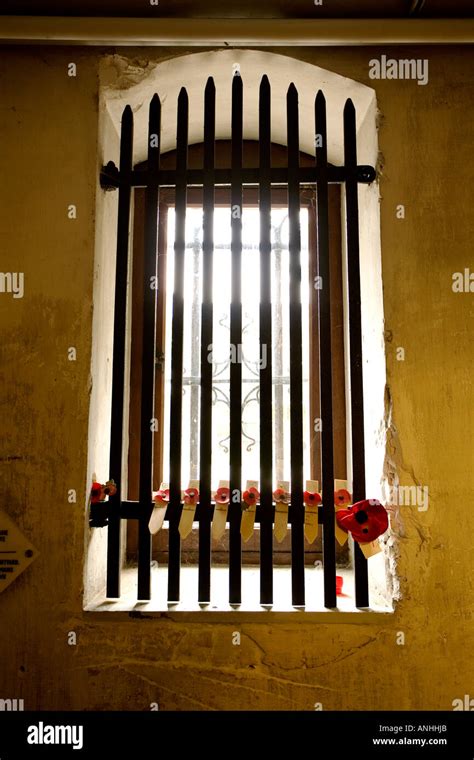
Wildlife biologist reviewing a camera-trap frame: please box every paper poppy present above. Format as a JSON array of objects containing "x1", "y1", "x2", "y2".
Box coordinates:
[
  {"x1": 154, "y1": 488, "x2": 170, "y2": 506},
  {"x1": 90, "y1": 482, "x2": 103, "y2": 504},
  {"x1": 334, "y1": 488, "x2": 352, "y2": 507},
  {"x1": 89, "y1": 481, "x2": 113, "y2": 528},
  {"x1": 336, "y1": 498, "x2": 388, "y2": 544},
  {"x1": 242, "y1": 487, "x2": 260, "y2": 508},
  {"x1": 215, "y1": 487, "x2": 230, "y2": 504},
  {"x1": 303, "y1": 490, "x2": 322, "y2": 507},
  {"x1": 183, "y1": 487, "x2": 199, "y2": 506},
  {"x1": 273, "y1": 488, "x2": 290, "y2": 504},
  {"x1": 90, "y1": 480, "x2": 116, "y2": 503}
]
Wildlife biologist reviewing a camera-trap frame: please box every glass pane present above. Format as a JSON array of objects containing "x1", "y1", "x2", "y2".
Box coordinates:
[{"x1": 161, "y1": 205, "x2": 310, "y2": 491}]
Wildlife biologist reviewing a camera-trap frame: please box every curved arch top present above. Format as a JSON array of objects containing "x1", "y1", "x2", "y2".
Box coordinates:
[{"x1": 102, "y1": 49, "x2": 378, "y2": 166}]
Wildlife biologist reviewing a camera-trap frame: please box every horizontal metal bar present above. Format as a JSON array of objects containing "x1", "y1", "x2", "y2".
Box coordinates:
[
  {"x1": 120, "y1": 500, "x2": 325, "y2": 525},
  {"x1": 100, "y1": 164, "x2": 376, "y2": 190},
  {"x1": 3, "y1": 18, "x2": 474, "y2": 45}
]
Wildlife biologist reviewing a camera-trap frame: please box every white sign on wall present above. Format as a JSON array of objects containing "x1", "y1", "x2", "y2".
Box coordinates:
[{"x1": 0, "y1": 509, "x2": 38, "y2": 593}]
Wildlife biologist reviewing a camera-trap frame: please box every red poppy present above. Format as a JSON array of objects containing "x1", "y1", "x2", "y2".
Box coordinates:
[
  {"x1": 215, "y1": 487, "x2": 230, "y2": 504},
  {"x1": 336, "y1": 498, "x2": 388, "y2": 544},
  {"x1": 154, "y1": 489, "x2": 170, "y2": 506},
  {"x1": 334, "y1": 489, "x2": 352, "y2": 507},
  {"x1": 242, "y1": 487, "x2": 260, "y2": 508},
  {"x1": 90, "y1": 482, "x2": 103, "y2": 504},
  {"x1": 273, "y1": 488, "x2": 290, "y2": 504},
  {"x1": 303, "y1": 490, "x2": 322, "y2": 507},
  {"x1": 184, "y1": 487, "x2": 199, "y2": 506},
  {"x1": 90, "y1": 480, "x2": 116, "y2": 503}
]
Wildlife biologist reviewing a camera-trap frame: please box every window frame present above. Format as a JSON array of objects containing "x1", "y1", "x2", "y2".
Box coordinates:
[{"x1": 126, "y1": 141, "x2": 348, "y2": 567}]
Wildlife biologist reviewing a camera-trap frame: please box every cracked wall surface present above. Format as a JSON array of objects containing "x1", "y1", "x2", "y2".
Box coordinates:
[{"x1": 0, "y1": 44, "x2": 473, "y2": 710}]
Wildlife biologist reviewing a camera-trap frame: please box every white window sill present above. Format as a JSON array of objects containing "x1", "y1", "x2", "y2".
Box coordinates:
[{"x1": 84, "y1": 564, "x2": 393, "y2": 619}]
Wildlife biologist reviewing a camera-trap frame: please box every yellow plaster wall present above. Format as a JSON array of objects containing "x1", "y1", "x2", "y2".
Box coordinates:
[{"x1": 0, "y1": 44, "x2": 473, "y2": 711}]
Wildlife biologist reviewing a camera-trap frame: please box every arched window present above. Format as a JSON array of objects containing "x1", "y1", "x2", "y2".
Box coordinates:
[{"x1": 86, "y1": 51, "x2": 387, "y2": 613}]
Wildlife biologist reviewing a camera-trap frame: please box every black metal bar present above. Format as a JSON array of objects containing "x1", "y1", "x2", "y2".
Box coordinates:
[
  {"x1": 137, "y1": 94, "x2": 161, "y2": 602},
  {"x1": 121, "y1": 500, "x2": 326, "y2": 524},
  {"x1": 101, "y1": 165, "x2": 376, "y2": 191},
  {"x1": 168, "y1": 87, "x2": 189, "y2": 603},
  {"x1": 287, "y1": 83, "x2": 305, "y2": 607},
  {"x1": 106, "y1": 105, "x2": 133, "y2": 599},
  {"x1": 315, "y1": 91, "x2": 337, "y2": 609},
  {"x1": 198, "y1": 78, "x2": 215, "y2": 604},
  {"x1": 259, "y1": 75, "x2": 273, "y2": 606},
  {"x1": 229, "y1": 71, "x2": 243, "y2": 605},
  {"x1": 344, "y1": 98, "x2": 369, "y2": 608}
]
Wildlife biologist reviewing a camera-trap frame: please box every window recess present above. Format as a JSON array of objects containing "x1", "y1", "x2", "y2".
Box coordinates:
[{"x1": 99, "y1": 75, "x2": 376, "y2": 611}]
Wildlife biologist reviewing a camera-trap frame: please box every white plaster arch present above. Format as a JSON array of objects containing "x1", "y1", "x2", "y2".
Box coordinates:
[{"x1": 101, "y1": 49, "x2": 378, "y2": 167}]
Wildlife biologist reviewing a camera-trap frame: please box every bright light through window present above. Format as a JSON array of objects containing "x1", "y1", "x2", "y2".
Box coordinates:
[{"x1": 161, "y1": 206, "x2": 310, "y2": 490}]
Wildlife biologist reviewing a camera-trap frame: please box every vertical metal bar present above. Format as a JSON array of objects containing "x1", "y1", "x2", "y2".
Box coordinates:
[
  {"x1": 287, "y1": 83, "x2": 305, "y2": 607},
  {"x1": 189, "y1": 233, "x2": 201, "y2": 480},
  {"x1": 152, "y1": 202, "x2": 168, "y2": 492},
  {"x1": 308, "y1": 203, "x2": 322, "y2": 485},
  {"x1": 168, "y1": 88, "x2": 188, "y2": 603},
  {"x1": 344, "y1": 98, "x2": 369, "y2": 607},
  {"x1": 229, "y1": 72, "x2": 243, "y2": 605},
  {"x1": 259, "y1": 75, "x2": 273, "y2": 606},
  {"x1": 107, "y1": 105, "x2": 133, "y2": 599},
  {"x1": 315, "y1": 91, "x2": 337, "y2": 609},
  {"x1": 137, "y1": 94, "x2": 161, "y2": 601},
  {"x1": 273, "y1": 225, "x2": 284, "y2": 483},
  {"x1": 198, "y1": 77, "x2": 215, "y2": 604}
]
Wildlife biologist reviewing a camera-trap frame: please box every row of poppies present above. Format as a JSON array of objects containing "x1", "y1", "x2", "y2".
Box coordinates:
[
  {"x1": 90, "y1": 480, "x2": 389, "y2": 543},
  {"x1": 152, "y1": 486, "x2": 353, "y2": 509},
  {"x1": 91, "y1": 481, "x2": 352, "y2": 508}
]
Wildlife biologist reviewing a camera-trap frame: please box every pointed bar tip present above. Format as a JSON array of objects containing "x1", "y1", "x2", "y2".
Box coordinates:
[
  {"x1": 259, "y1": 75, "x2": 270, "y2": 110},
  {"x1": 344, "y1": 97, "x2": 356, "y2": 113},
  {"x1": 233, "y1": 69, "x2": 243, "y2": 87},
  {"x1": 287, "y1": 82, "x2": 298, "y2": 99},
  {"x1": 205, "y1": 76, "x2": 216, "y2": 91},
  {"x1": 149, "y1": 92, "x2": 161, "y2": 116},
  {"x1": 178, "y1": 86, "x2": 189, "y2": 102},
  {"x1": 316, "y1": 89, "x2": 326, "y2": 104}
]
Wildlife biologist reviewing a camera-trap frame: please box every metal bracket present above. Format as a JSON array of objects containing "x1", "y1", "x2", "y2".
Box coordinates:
[
  {"x1": 100, "y1": 161, "x2": 120, "y2": 191},
  {"x1": 357, "y1": 165, "x2": 376, "y2": 183}
]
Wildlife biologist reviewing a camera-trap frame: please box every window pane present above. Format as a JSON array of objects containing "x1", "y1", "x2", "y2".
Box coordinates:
[{"x1": 161, "y1": 206, "x2": 310, "y2": 491}]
